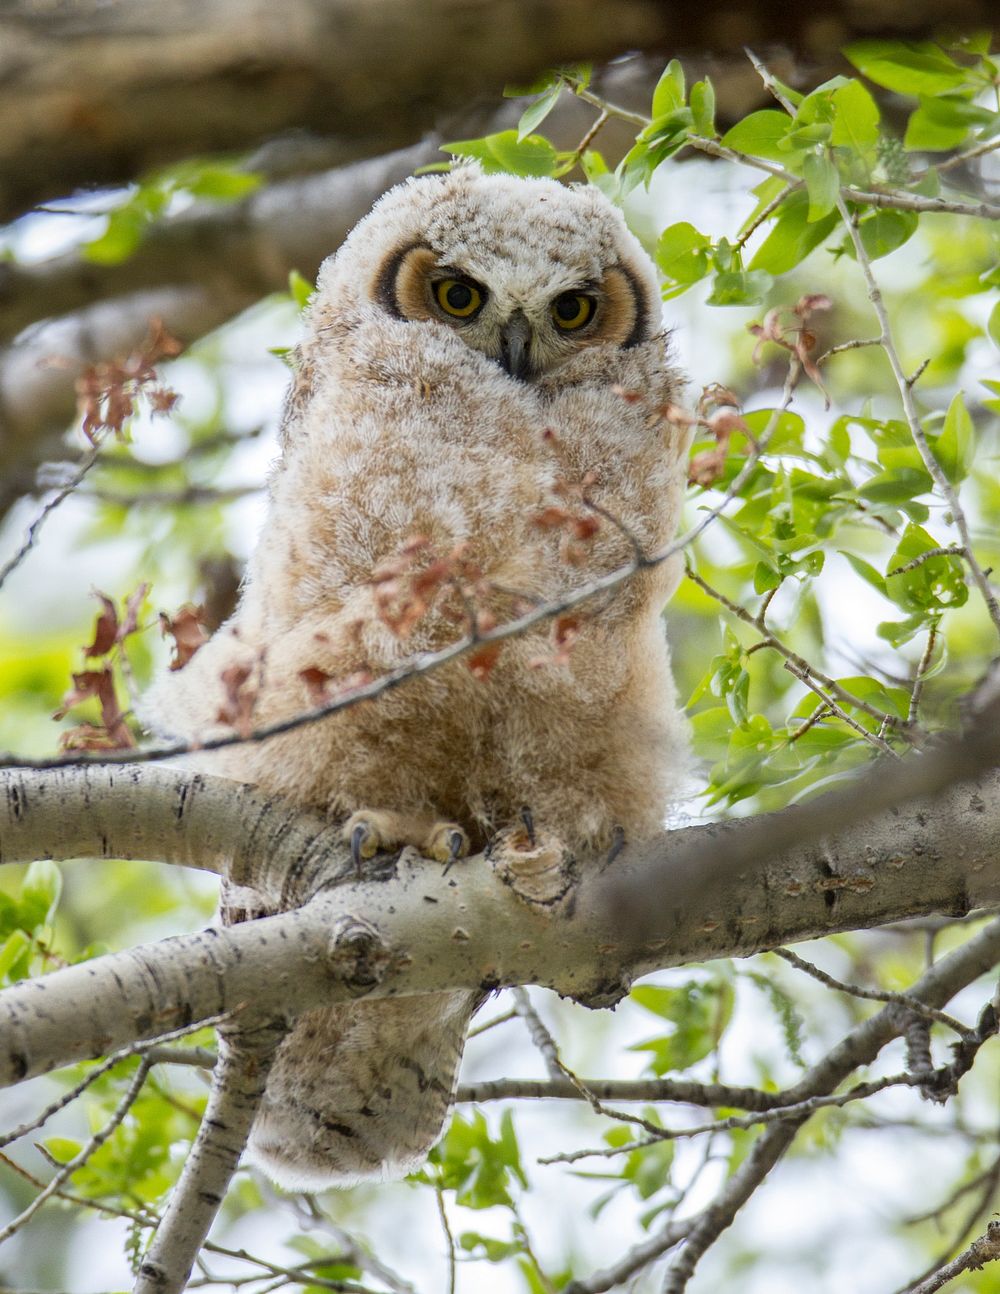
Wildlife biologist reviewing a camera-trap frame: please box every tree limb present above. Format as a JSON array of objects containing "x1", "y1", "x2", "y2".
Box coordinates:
[
  {"x1": 1, "y1": 760, "x2": 998, "y2": 1088},
  {"x1": 135, "y1": 1022, "x2": 286, "y2": 1294}
]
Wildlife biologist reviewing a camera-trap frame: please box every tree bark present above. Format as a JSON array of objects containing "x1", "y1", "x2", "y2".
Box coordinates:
[
  {"x1": 1, "y1": 763, "x2": 997, "y2": 1089},
  {"x1": 0, "y1": 0, "x2": 991, "y2": 225}
]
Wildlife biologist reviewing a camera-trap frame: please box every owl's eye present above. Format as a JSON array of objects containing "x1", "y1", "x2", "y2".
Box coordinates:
[
  {"x1": 551, "y1": 292, "x2": 595, "y2": 331},
  {"x1": 434, "y1": 278, "x2": 484, "y2": 319}
]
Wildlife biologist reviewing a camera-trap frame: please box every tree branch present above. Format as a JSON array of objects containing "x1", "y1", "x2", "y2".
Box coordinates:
[
  {"x1": 135, "y1": 1022, "x2": 286, "y2": 1294},
  {"x1": 1, "y1": 758, "x2": 998, "y2": 1088}
]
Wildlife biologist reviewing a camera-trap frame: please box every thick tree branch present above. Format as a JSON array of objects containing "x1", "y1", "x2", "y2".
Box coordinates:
[
  {"x1": 4, "y1": 0, "x2": 992, "y2": 226},
  {"x1": 0, "y1": 0, "x2": 670, "y2": 225},
  {"x1": 0, "y1": 760, "x2": 998, "y2": 1088},
  {"x1": 135, "y1": 1023, "x2": 285, "y2": 1294}
]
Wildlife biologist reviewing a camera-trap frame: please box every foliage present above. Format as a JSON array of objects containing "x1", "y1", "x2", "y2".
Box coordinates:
[{"x1": 1, "y1": 34, "x2": 999, "y2": 1294}]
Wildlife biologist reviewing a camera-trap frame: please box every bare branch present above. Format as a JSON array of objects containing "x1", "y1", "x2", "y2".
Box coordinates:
[
  {"x1": 650, "y1": 919, "x2": 1000, "y2": 1294},
  {"x1": 833, "y1": 189, "x2": 1000, "y2": 641},
  {"x1": 772, "y1": 947, "x2": 969, "y2": 1036},
  {"x1": 904, "y1": 1221, "x2": 1000, "y2": 1294},
  {"x1": 0, "y1": 1056, "x2": 153, "y2": 1244}
]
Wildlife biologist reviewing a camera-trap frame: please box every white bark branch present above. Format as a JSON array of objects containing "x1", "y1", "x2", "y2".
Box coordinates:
[
  {"x1": 135, "y1": 1024, "x2": 285, "y2": 1294},
  {"x1": 1, "y1": 759, "x2": 998, "y2": 1088}
]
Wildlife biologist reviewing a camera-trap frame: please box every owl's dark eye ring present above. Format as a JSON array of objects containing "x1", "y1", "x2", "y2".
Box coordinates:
[
  {"x1": 551, "y1": 292, "x2": 595, "y2": 331},
  {"x1": 434, "y1": 278, "x2": 485, "y2": 319}
]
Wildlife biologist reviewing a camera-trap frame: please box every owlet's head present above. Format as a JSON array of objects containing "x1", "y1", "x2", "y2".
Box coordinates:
[{"x1": 317, "y1": 165, "x2": 662, "y2": 381}]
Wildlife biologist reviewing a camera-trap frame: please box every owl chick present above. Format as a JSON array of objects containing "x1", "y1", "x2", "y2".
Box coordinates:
[{"x1": 145, "y1": 164, "x2": 691, "y2": 1188}]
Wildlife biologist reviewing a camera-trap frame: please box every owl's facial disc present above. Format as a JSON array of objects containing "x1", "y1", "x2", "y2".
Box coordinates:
[{"x1": 377, "y1": 241, "x2": 649, "y2": 381}]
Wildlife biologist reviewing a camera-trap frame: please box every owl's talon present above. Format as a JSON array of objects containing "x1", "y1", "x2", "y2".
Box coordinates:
[
  {"x1": 605, "y1": 825, "x2": 626, "y2": 866},
  {"x1": 520, "y1": 804, "x2": 536, "y2": 848},
  {"x1": 350, "y1": 823, "x2": 370, "y2": 876},
  {"x1": 424, "y1": 821, "x2": 470, "y2": 869},
  {"x1": 442, "y1": 829, "x2": 468, "y2": 876}
]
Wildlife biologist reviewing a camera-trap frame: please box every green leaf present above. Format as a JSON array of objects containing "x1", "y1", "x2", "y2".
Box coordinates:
[
  {"x1": 20, "y1": 859, "x2": 63, "y2": 930},
  {"x1": 885, "y1": 523, "x2": 968, "y2": 613},
  {"x1": 989, "y1": 300, "x2": 1000, "y2": 348},
  {"x1": 652, "y1": 60, "x2": 686, "y2": 117},
  {"x1": 442, "y1": 131, "x2": 561, "y2": 177},
  {"x1": 904, "y1": 94, "x2": 995, "y2": 151},
  {"x1": 841, "y1": 551, "x2": 887, "y2": 596},
  {"x1": 516, "y1": 81, "x2": 564, "y2": 140},
  {"x1": 721, "y1": 110, "x2": 796, "y2": 161},
  {"x1": 180, "y1": 164, "x2": 260, "y2": 201},
  {"x1": 877, "y1": 612, "x2": 931, "y2": 647},
  {"x1": 42, "y1": 1137, "x2": 82, "y2": 1164},
  {"x1": 856, "y1": 209, "x2": 918, "y2": 260},
  {"x1": 425, "y1": 1109, "x2": 527, "y2": 1209},
  {"x1": 830, "y1": 80, "x2": 881, "y2": 151},
  {"x1": 749, "y1": 192, "x2": 838, "y2": 274},
  {"x1": 0, "y1": 929, "x2": 32, "y2": 982},
  {"x1": 287, "y1": 270, "x2": 313, "y2": 311},
  {"x1": 753, "y1": 562, "x2": 782, "y2": 593},
  {"x1": 630, "y1": 977, "x2": 735, "y2": 1074},
  {"x1": 803, "y1": 153, "x2": 840, "y2": 221},
  {"x1": 706, "y1": 269, "x2": 773, "y2": 306},
  {"x1": 655, "y1": 222, "x2": 712, "y2": 284},
  {"x1": 843, "y1": 41, "x2": 967, "y2": 97},
  {"x1": 932, "y1": 392, "x2": 975, "y2": 484},
  {"x1": 858, "y1": 467, "x2": 933, "y2": 505},
  {"x1": 690, "y1": 79, "x2": 716, "y2": 136}
]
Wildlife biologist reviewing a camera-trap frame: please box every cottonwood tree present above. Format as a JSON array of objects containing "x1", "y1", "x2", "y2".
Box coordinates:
[{"x1": 0, "y1": 14, "x2": 999, "y2": 1294}]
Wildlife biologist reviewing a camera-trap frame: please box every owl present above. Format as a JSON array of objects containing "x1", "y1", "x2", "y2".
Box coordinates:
[{"x1": 145, "y1": 164, "x2": 691, "y2": 1188}]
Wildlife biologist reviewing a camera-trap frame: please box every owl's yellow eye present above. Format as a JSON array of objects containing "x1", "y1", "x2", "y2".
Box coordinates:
[
  {"x1": 434, "y1": 278, "x2": 484, "y2": 318},
  {"x1": 551, "y1": 292, "x2": 595, "y2": 331}
]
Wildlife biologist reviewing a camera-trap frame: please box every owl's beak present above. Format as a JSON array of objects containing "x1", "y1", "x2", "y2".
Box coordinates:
[{"x1": 498, "y1": 310, "x2": 533, "y2": 380}]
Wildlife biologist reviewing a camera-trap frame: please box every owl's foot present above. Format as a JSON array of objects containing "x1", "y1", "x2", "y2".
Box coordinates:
[
  {"x1": 342, "y1": 809, "x2": 469, "y2": 876},
  {"x1": 425, "y1": 821, "x2": 471, "y2": 873}
]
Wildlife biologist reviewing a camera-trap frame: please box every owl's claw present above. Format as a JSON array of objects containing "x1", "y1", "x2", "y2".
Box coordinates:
[
  {"x1": 350, "y1": 822, "x2": 376, "y2": 877},
  {"x1": 425, "y1": 822, "x2": 470, "y2": 872},
  {"x1": 605, "y1": 824, "x2": 626, "y2": 866},
  {"x1": 441, "y1": 829, "x2": 468, "y2": 877}
]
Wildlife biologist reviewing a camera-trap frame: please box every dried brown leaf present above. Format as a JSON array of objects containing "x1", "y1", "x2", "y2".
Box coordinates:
[{"x1": 160, "y1": 605, "x2": 209, "y2": 671}]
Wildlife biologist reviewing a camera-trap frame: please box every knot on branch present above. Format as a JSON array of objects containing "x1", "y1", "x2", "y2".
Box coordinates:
[
  {"x1": 327, "y1": 915, "x2": 389, "y2": 995},
  {"x1": 488, "y1": 826, "x2": 576, "y2": 912}
]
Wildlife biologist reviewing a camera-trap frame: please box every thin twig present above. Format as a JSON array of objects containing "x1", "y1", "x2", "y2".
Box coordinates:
[
  {"x1": 0, "y1": 1014, "x2": 225, "y2": 1149},
  {"x1": 902, "y1": 1221, "x2": 1000, "y2": 1294},
  {"x1": 934, "y1": 135, "x2": 1000, "y2": 173},
  {"x1": 512, "y1": 988, "x2": 666, "y2": 1137},
  {"x1": 457, "y1": 1076, "x2": 823, "y2": 1111},
  {"x1": 436, "y1": 1187, "x2": 457, "y2": 1294},
  {"x1": 888, "y1": 548, "x2": 966, "y2": 577},
  {"x1": 783, "y1": 660, "x2": 898, "y2": 756},
  {"x1": 685, "y1": 564, "x2": 906, "y2": 732},
  {"x1": 845, "y1": 188, "x2": 1000, "y2": 222},
  {"x1": 834, "y1": 189, "x2": 1000, "y2": 641},
  {"x1": 908, "y1": 622, "x2": 939, "y2": 727},
  {"x1": 817, "y1": 337, "x2": 883, "y2": 363},
  {"x1": 466, "y1": 1006, "x2": 519, "y2": 1039},
  {"x1": 0, "y1": 444, "x2": 102, "y2": 592},
  {"x1": 1, "y1": 380, "x2": 786, "y2": 773},
  {"x1": 735, "y1": 182, "x2": 797, "y2": 249},
  {"x1": 0, "y1": 1057, "x2": 153, "y2": 1243},
  {"x1": 773, "y1": 947, "x2": 969, "y2": 1036},
  {"x1": 539, "y1": 1071, "x2": 935, "y2": 1164},
  {"x1": 744, "y1": 47, "x2": 797, "y2": 114}
]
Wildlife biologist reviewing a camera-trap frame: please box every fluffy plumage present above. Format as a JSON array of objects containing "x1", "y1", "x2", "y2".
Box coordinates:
[{"x1": 146, "y1": 165, "x2": 691, "y2": 1187}]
